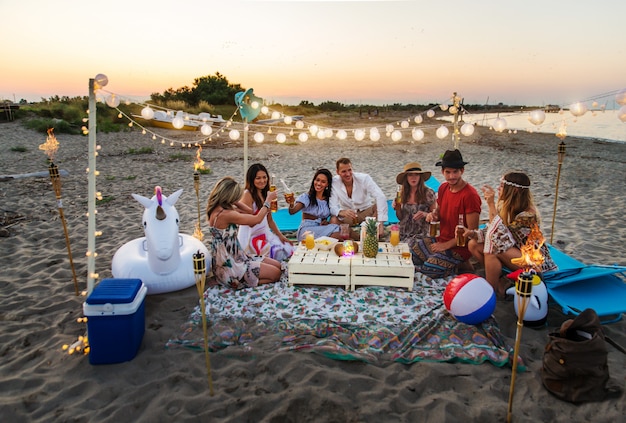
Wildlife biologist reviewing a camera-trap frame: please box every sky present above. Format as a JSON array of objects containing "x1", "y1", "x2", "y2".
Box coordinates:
[{"x1": 1, "y1": 0, "x2": 625, "y2": 107}]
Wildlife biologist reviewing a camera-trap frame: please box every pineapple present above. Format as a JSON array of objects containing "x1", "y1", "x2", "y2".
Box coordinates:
[{"x1": 362, "y1": 218, "x2": 379, "y2": 258}]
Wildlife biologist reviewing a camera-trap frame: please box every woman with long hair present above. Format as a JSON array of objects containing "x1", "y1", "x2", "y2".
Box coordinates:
[
  {"x1": 286, "y1": 168, "x2": 342, "y2": 241},
  {"x1": 466, "y1": 172, "x2": 556, "y2": 297},
  {"x1": 392, "y1": 162, "x2": 436, "y2": 243},
  {"x1": 206, "y1": 177, "x2": 282, "y2": 289},
  {"x1": 237, "y1": 163, "x2": 294, "y2": 261}
]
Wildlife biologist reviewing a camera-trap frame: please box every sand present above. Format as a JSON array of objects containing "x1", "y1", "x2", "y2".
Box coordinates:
[{"x1": 1, "y1": 113, "x2": 624, "y2": 422}]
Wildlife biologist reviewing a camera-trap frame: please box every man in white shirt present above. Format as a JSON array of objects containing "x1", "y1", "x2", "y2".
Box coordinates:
[{"x1": 329, "y1": 158, "x2": 388, "y2": 232}]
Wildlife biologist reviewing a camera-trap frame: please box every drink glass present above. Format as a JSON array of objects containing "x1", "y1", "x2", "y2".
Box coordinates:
[
  {"x1": 429, "y1": 221, "x2": 439, "y2": 238},
  {"x1": 390, "y1": 228, "x2": 400, "y2": 252},
  {"x1": 401, "y1": 251, "x2": 411, "y2": 263},
  {"x1": 340, "y1": 223, "x2": 350, "y2": 241},
  {"x1": 305, "y1": 232, "x2": 315, "y2": 250},
  {"x1": 269, "y1": 184, "x2": 278, "y2": 212},
  {"x1": 284, "y1": 192, "x2": 295, "y2": 207}
]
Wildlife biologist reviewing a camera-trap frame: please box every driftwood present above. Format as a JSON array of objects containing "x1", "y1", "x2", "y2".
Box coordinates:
[{"x1": 0, "y1": 169, "x2": 69, "y2": 182}]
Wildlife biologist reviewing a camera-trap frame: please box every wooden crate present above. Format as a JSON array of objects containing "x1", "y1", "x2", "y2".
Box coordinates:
[
  {"x1": 288, "y1": 249, "x2": 351, "y2": 290},
  {"x1": 350, "y1": 250, "x2": 414, "y2": 291}
]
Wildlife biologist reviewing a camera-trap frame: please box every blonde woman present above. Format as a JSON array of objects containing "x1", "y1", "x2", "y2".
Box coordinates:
[
  {"x1": 206, "y1": 177, "x2": 282, "y2": 289},
  {"x1": 466, "y1": 172, "x2": 556, "y2": 297}
]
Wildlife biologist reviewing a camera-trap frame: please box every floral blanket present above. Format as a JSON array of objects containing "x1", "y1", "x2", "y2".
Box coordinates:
[{"x1": 167, "y1": 273, "x2": 516, "y2": 367}]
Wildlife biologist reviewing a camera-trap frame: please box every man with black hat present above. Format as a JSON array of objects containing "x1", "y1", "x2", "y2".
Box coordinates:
[{"x1": 409, "y1": 149, "x2": 481, "y2": 278}]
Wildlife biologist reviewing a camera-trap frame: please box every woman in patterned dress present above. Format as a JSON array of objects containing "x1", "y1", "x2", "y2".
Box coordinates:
[
  {"x1": 466, "y1": 172, "x2": 556, "y2": 297},
  {"x1": 392, "y1": 162, "x2": 436, "y2": 243},
  {"x1": 206, "y1": 177, "x2": 282, "y2": 289}
]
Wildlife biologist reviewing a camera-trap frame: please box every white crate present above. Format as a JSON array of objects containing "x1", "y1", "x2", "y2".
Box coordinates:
[
  {"x1": 288, "y1": 249, "x2": 351, "y2": 290},
  {"x1": 350, "y1": 251, "x2": 414, "y2": 291}
]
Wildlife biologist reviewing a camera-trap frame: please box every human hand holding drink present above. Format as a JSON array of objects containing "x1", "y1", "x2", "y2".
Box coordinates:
[
  {"x1": 456, "y1": 214, "x2": 466, "y2": 247},
  {"x1": 269, "y1": 174, "x2": 278, "y2": 212}
]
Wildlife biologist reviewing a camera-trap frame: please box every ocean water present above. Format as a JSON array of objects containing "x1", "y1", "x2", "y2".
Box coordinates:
[{"x1": 441, "y1": 109, "x2": 625, "y2": 143}]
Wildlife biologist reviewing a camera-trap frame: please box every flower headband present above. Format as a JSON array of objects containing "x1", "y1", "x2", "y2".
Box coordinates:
[{"x1": 500, "y1": 177, "x2": 530, "y2": 189}]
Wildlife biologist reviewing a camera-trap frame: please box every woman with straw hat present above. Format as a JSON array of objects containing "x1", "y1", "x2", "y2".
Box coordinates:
[{"x1": 392, "y1": 162, "x2": 436, "y2": 244}]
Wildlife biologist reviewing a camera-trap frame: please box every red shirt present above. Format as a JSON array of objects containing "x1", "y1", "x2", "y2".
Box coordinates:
[{"x1": 437, "y1": 181, "x2": 482, "y2": 260}]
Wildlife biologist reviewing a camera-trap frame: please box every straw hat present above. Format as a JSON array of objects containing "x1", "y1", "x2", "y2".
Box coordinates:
[{"x1": 396, "y1": 162, "x2": 432, "y2": 184}]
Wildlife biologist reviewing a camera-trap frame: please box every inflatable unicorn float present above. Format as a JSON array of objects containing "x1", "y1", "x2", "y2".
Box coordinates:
[{"x1": 112, "y1": 186, "x2": 210, "y2": 295}]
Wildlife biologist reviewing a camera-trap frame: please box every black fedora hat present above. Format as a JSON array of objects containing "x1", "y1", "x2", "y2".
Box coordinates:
[{"x1": 435, "y1": 149, "x2": 468, "y2": 168}]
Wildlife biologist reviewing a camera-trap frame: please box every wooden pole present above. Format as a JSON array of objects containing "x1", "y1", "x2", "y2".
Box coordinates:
[{"x1": 550, "y1": 142, "x2": 566, "y2": 244}]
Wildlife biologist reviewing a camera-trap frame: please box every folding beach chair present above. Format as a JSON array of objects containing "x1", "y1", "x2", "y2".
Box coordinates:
[{"x1": 542, "y1": 245, "x2": 626, "y2": 324}]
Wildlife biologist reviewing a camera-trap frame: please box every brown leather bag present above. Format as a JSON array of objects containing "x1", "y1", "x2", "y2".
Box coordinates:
[{"x1": 541, "y1": 308, "x2": 623, "y2": 403}]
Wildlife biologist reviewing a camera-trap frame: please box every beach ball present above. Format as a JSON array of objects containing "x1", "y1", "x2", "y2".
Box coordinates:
[{"x1": 443, "y1": 274, "x2": 496, "y2": 325}]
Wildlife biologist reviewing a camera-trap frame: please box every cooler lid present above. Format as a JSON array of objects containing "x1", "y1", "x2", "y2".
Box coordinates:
[{"x1": 86, "y1": 279, "x2": 143, "y2": 304}]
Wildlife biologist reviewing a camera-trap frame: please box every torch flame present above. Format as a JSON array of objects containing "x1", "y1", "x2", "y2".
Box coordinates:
[
  {"x1": 511, "y1": 223, "x2": 546, "y2": 272},
  {"x1": 194, "y1": 146, "x2": 206, "y2": 171},
  {"x1": 39, "y1": 128, "x2": 60, "y2": 161}
]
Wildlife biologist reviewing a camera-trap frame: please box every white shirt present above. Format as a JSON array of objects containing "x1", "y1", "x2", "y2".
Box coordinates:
[{"x1": 329, "y1": 172, "x2": 388, "y2": 222}]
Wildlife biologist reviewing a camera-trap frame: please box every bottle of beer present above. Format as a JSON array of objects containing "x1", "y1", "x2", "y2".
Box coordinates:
[
  {"x1": 395, "y1": 185, "x2": 402, "y2": 205},
  {"x1": 269, "y1": 174, "x2": 278, "y2": 212}
]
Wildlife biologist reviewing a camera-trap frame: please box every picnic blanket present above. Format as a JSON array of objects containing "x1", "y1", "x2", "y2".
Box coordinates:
[{"x1": 167, "y1": 273, "x2": 517, "y2": 367}]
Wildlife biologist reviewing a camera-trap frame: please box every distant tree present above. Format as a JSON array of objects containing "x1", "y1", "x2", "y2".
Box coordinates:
[
  {"x1": 299, "y1": 100, "x2": 315, "y2": 107},
  {"x1": 318, "y1": 101, "x2": 346, "y2": 112},
  {"x1": 150, "y1": 72, "x2": 243, "y2": 106}
]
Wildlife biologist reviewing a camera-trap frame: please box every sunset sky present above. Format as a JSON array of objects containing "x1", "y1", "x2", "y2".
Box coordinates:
[{"x1": 2, "y1": 0, "x2": 624, "y2": 106}]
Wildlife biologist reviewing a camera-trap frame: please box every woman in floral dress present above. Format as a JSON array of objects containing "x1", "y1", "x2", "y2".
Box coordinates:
[
  {"x1": 391, "y1": 162, "x2": 436, "y2": 244},
  {"x1": 466, "y1": 172, "x2": 556, "y2": 297},
  {"x1": 206, "y1": 177, "x2": 282, "y2": 289}
]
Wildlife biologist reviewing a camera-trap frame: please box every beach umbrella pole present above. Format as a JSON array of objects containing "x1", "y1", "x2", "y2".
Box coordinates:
[
  {"x1": 506, "y1": 271, "x2": 534, "y2": 422},
  {"x1": 550, "y1": 142, "x2": 566, "y2": 244},
  {"x1": 193, "y1": 251, "x2": 214, "y2": 395}
]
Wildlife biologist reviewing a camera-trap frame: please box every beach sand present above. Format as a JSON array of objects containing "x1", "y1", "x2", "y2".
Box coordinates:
[{"x1": 1, "y1": 114, "x2": 624, "y2": 422}]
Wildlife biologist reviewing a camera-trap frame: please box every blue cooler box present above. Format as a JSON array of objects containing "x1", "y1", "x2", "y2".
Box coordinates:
[{"x1": 83, "y1": 278, "x2": 147, "y2": 365}]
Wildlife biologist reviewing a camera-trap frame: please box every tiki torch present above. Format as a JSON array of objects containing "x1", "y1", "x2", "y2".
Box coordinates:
[
  {"x1": 550, "y1": 141, "x2": 566, "y2": 244},
  {"x1": 506, "y1": 270, "x2": 534, "y2": 423},
  {"x1": 193, "y1": 146, "x2": 204, "y2": 241},
  {"x1": 193, "y1": 250, "x2": 214, "y2": 395},
  {"x1": 39, "y1": 128, "x2": 79, "y2": 295}
]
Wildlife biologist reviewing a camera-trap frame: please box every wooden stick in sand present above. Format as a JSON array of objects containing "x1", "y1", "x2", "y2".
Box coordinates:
[{"x1": 193, "y1": 250, "x2": 214, "y2": 395}]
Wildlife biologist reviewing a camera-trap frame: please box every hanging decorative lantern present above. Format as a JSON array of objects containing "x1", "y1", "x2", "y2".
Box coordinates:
[
  {"x1": 298, "y1": 133, "x2": 308, "y2": 142},
  {"x1": 337, "y1": 129, "x2": 347, "y2": 140},
  {"x1": 105, "y1": 94, "x2": 120, "y2": 108},
  {"x1": 229, "y1": 129, "x2": 240, "y2": 140},
  {"x1": 528, "y1": 110, "x2": 546, "y2": 125},
  {"x1": 201, "y1": 124, "x2": 213, "y2": 136},
  {"x1": 414, "y1": 115, "x2": 423, "y2": 124},
  {"x1": 440, "y1": 104, "x2": 449, "y2": 111},
  {"x1": 569, "y1": 102, "x2": 587, "y2": 117},
  {"x1": 324, "y1": 128, "x2": 333, "y2": 138},
  {"x1": 141, "y1": 106, "x2": 155, "y2": 120},
  {"x1": 615, "y1": 89, "x2": 626, "y2": 106},
  {"x1": 261, "y1": 106, "x2": 269, "y2": 115},
  {"x1": 493, "y1": 117, "x2": 507, "y2": 132},
  {"x1": 309, "y1": 125, "x2": 319, "y2": 135},
  {"x1": 460, "y1": 122, "x2": 475, "y2": 136},
  {"x1": 253, "y1": 132, "x2": 264, "y2": 143},
  {"x1": 385, "y1": 124, "x2": 394, "y2": 133},
  {"x1": 271, "y1": 111, "x2": 281, "y2": 120},
  {"x1": 295, "y1": 120, "x2": 305, "y2": 129},
  {"x1": 276, "y1": 133, "x2": 287, "y2": 143},
  {"x1": 449, "y1": 106, "x2": 458, "y2": 114},
  {"x1": 370, "y1": 131, "x2": 380, "y2": 141},
  {"x1": 354, "y1": 129, "x2": 365, "y2": 141},
  {"x1": 391, "y1": 130, "x2": 402, "y2": 141},
  {"x1": 400, "y1": 120, "x2": 409, "y2": 129},
  {"x1": 283, "y1": 116, "x2": 293, "y2": 125},
  {"x1": 426, "y1": 109, "x2": 435, "y2": 118},
  {"x1": 172, "y1": 112, "x2": 185, "y2": 129},
  {"x1": 436, "y1": 125, "x2": 449, "y2": 139},
  {"x1": 412, "y1": 128, "x2": 424, "y2": 141}
]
